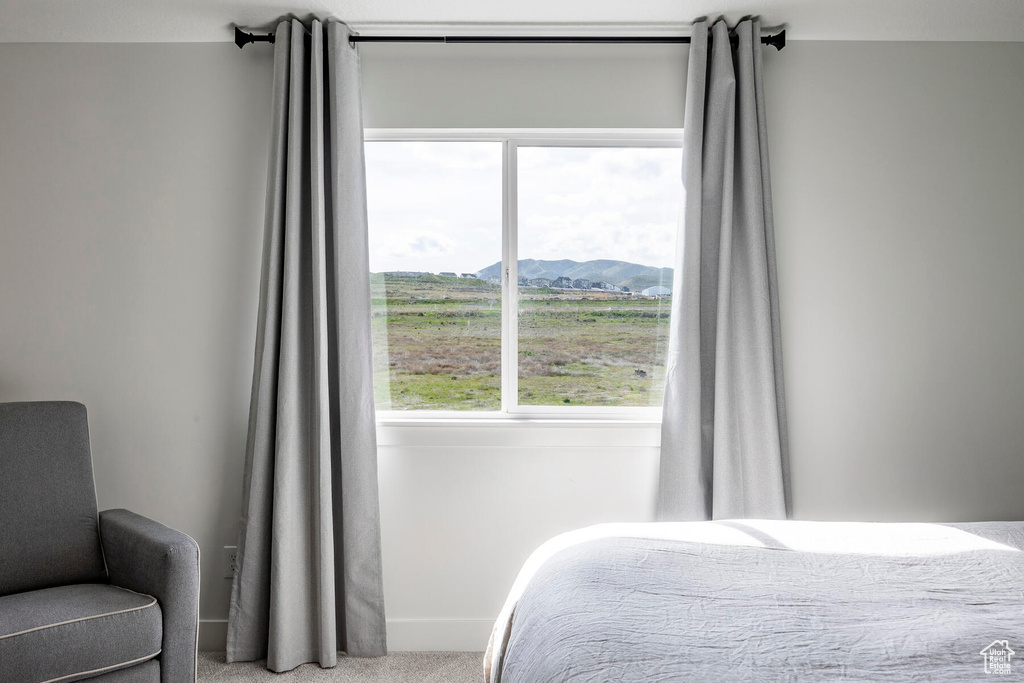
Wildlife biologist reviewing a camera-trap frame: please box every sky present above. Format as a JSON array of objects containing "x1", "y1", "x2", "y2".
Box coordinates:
[{"x1": 365, "y1": 140, "x2": 682, "y2": 275}]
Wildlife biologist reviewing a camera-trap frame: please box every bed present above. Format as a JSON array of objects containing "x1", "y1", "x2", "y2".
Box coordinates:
[{"x1": 485, "y1": 520, "x2": 1024, "y2": 682}]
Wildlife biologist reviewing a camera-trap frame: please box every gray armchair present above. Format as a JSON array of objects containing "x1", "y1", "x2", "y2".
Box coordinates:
[{"x1": 0, "y1": 402, "x2": 199, "y2": 683}]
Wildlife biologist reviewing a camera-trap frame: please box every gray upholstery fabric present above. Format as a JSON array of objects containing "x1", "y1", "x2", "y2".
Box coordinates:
[
  {"x1": 100, "y1": 509, "x2": 200, "y2": 683},
  {"x1": 0, "y1": 583, "x2": 161, "y2": 683},
  {"x1": 90, "y1": 660, "x2": 160, "y2": 683},
  {"x1": 0, "y1": 402, "x2": 107, "y2": 596},
  {"x1": 227, "y1": 19, "x2": 387, "y2": 672},
  {"x1": 658, "y1": 19, "x2": 790, "y2": 520},
  {"x1": 0, "y1": 402, "x2": 198, "y2": 683}
]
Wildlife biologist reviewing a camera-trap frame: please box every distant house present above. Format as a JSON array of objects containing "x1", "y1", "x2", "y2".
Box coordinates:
[
  {"x1": 383, "y1": 271, "x2": 429, "y2": 278},
  {"x1": 572, "y1": 278, "x2": 592, "y2": 290},
  {"x1": 552, "y1": 276, "x2": 573, "y2": 288},
  {"x1": 528, "y1": 278, "x2": 552, "y2": 288},
  {"x1": 641, "y1": 285, "x2": 672, "y2": 297},
  {"x1": 439, "y1": 271, "x2": 457, "y2": 277},
  {"x1": 460, "y1": 273, "x2": 477, "y2": 279}
]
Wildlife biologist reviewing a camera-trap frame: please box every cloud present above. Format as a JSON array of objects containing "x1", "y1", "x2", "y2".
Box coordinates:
[
  {"x1": 518, "y1": 146, "x2": 683, "y2": 268},
  {"x1": 365, "y1": 141, "x2": 502, "y2": 273},
  {"x1": 364, "y1": 141, "x2": 684, "y2": 273},
  {"x1": 378, "y1": 231, "x2": 455, "y2": 260}
]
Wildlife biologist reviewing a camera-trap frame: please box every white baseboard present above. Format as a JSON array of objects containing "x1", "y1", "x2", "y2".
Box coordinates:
[
  {"x1": 198, "y1": 617, "x2": 493, "y2": 652},
  {"x1": 199, "y1": 620, "x2": 228, "y2": 651}
]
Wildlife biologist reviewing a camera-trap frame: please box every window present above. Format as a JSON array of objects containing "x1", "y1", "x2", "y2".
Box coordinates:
[{"x1": 366, "y1": 130, "x2": 682, "y2": 417}]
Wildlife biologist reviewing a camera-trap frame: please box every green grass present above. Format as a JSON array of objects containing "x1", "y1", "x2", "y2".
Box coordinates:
[{"x1": 370, "y1": 274, "x2": 670, "y2": 410}]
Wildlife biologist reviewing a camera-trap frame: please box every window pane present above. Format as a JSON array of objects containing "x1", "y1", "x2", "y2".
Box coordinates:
[
  {"x1": 517, "y1": 146, "x2": 681, "y2": 408},
  {"x1": 366, "y1": 141, "x2": 503, "y2": 411}
]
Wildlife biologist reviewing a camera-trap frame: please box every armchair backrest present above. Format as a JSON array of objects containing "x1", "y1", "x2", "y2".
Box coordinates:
[{"x1": 0, "y1": 401, "x2": 107, "y2": 596}]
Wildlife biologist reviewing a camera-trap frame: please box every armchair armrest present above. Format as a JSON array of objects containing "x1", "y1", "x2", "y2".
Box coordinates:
[{"x1": 99, "y1": 509, "x2": 199, "y2": 683}]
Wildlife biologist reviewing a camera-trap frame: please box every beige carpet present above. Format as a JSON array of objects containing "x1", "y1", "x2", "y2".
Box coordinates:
[{"x1": 199, "y1": 651, "x2": 484, "y2": 682}]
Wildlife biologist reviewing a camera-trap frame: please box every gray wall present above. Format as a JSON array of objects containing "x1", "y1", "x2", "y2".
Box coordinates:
[
  {"x1": 768, "y1": 42, "x2": 1024, "y2": 522},
  {"x1": 1, "y1": 39, "x2": 1022, "y2": 650},
  {"x1": 0, "y1": 42, "x2": 274, "y2": 646}
]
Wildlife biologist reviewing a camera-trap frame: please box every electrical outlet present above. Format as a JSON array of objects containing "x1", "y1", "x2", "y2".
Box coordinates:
[{"x1": 222, "y1": 546, "x2": 238, "y2": 579}]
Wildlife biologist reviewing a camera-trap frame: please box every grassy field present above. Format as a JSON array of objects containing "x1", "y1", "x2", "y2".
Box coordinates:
[{"x1": 370, "y1": 274, "x2": 670, "y2": 410}]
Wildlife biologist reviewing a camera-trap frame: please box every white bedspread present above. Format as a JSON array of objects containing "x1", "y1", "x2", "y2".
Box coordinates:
[{"x1": 485, "y1": 520, "x2": 1024, "y2": 682}]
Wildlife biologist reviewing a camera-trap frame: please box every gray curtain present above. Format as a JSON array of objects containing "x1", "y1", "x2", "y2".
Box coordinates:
[
  {"x1": 658, "y1": 18, "x2": 791, "y2": 521},
  {"x1": 226, "y1": 19, "x2": 386, "y2": 671}
]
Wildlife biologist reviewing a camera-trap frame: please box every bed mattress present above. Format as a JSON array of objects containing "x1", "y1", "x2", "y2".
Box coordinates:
[{"x1": 485, "y1": 520, "x2": 1024, "y2": 682}]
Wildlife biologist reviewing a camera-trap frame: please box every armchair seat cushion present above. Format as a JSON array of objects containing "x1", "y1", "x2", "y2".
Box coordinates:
[{"x1": 0, "y1": 583, "x2": 162, "y2": 683}]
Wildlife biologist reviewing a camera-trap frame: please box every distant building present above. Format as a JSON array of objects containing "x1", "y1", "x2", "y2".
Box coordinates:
[
  {"x1": 552, "y1": 276, "x2": 573, "y2": 288},
  {"x1": 460, "y1": 273, "x2": 477, "y2": 279},
  {"x1": 383, "y1": 271, "x2": 429, "y2": 278},
  {"x1": 528, "y1": 277, "x2": 552, "y2": 288},
  {"x1": 641, "y1": 285, "x2": 672, "y2": 297},
  {"x1": 572, "y1": 278, "x2": 592, "y2": 290},
  {"x1": 439, "y1": 271, "x2": 457, "y2": 277}
]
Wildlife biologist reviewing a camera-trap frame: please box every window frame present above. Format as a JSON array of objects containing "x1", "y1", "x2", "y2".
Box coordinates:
[{"x1": 365, "y1": 128, "x2": 683, "y2": 424}]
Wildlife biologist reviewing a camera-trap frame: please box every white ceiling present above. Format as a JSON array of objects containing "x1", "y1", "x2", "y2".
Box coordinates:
[{"x1": 4, "y1": 0, "x2": 1024, "y2": 43}]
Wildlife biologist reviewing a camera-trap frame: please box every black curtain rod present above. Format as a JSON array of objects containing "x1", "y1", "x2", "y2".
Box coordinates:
[{"x1": 234, "y1": 27, "x2": 786, "y2": 51}]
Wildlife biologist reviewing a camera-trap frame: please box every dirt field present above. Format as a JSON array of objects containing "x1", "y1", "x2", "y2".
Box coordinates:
[{"x1": 370, "y1": 274, "x2": 670, "y2": 410}]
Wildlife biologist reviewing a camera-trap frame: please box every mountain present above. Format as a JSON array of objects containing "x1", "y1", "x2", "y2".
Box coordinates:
[{"x1": 476, "y1": 258, "x2": 673, "y2": 290}]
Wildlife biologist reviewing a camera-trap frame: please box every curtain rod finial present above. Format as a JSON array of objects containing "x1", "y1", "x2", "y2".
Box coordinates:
[
  {"x1": 234, "y1": 26, "x2": 275, "y2": 49},
  {"x1": 764, "y1": 29, "x2": 785, "y2": 51}
]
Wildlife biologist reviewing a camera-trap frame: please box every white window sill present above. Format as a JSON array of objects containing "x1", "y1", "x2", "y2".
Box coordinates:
[
  {"x1": 375, "y1": 412, "x2": 662, "y2": 428},
  {"x1": 375, "y1": 413, "x2": 662, "y2": 449}
]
